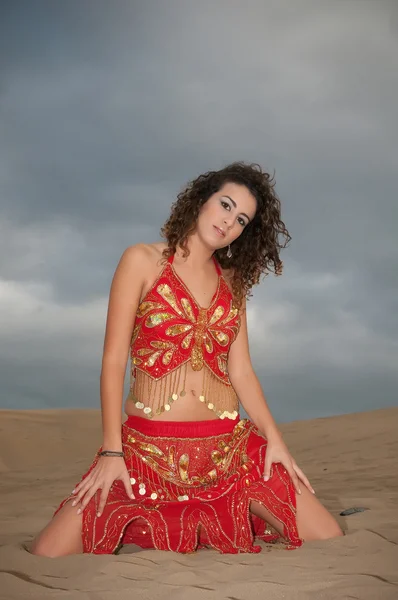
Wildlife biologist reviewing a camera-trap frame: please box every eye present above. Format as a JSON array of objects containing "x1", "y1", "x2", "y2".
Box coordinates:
[{"x1": 221, "y1": 200, "x2": 247, "y2": 227}]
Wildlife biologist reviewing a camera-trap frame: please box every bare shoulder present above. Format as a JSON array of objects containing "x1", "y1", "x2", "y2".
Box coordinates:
[
  {"x1": 144, "y1": 241, "x2": 169, "y2": 268},
  {"x1": 117, "y1": 242, "x2": 168, "y2": 294},
  {"x1": 120, "y1": 241, "x2": 167, "y2": 269}
]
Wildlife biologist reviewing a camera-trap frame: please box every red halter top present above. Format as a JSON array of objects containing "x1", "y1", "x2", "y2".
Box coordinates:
[
  {"x1": 129, "y1": 253, "x2": 241, "y2": 419},
  {"x1": 131, "y1": 252, "x2": 240, "y2": 380}
]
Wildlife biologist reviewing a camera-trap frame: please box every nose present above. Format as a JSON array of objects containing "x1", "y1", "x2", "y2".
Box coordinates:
[{"x1": 223, "y1": 218, "x2": 233, "y2": 229}]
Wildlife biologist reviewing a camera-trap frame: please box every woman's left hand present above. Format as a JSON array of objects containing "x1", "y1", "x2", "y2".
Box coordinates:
[{"x1": 263, "y1": 433, "x2": 315, "y2": 496}]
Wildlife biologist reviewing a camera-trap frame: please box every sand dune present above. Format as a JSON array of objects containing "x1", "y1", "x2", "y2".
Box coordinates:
[{"x1": 0, "y1": 407, "x2": 397, "y2": 600}]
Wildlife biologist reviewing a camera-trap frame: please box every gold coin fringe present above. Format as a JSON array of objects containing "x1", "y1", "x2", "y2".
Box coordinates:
[{"x1": 129, "y1": 362, "x2": 239, "y2": 420}]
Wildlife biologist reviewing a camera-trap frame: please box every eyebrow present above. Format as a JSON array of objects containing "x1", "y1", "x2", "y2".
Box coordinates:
[{"x1": 223, "y1": 196, "x2": 251, "y2": 222}]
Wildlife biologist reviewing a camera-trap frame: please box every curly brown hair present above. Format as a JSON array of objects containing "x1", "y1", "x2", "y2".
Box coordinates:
[{"x1": 160, "y1": 161, "x2": 291, "y2": 310}]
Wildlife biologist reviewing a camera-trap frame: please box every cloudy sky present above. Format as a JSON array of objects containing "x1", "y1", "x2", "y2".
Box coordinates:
[{"x1": 1, "y1": 0, "x2": 397, "y2": 423}]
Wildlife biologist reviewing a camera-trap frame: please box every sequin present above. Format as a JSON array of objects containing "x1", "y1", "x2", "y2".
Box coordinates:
[
  {"x1": 147, "y1": 351, "x2": 162, "y2": 367},
  {"x1": 181, "y1": 330, "x2": 194, "y2": 348},
  {"x1": 162, "y1": 349, "x2": 174, "y2": 365},
  {"x1": 139, "y1": 488, "x2": 146, "y2": 495},
  {"x1": 136, "y1": 301, "x2": 164, "y2": 318},
  {"x1": 131, "y1": 324, "x2": 140, "y2": 345},
  {"x1": 212, "y1": 331, "x2": 229, "y2": 346},
  {"x1": 219, "y1": 305, "x2": 239, "y2": 326},
  {"x1": 209, "y1": 305, "x2": 224, "y2": 325},
  {"x1": 211, "y1": 450, "x2": 223, "y2": 465},
  {"x1": 130, "y1": 477, "x2": 136, "y2": 484},
  {"x1": 151, "y1": 340, "x2": 173, "y2": 349},
  {"x1": 157, "y1": 283, "x2": 183, "y2": 316},
  {"x1": 145, "y1": 312, "x2": 175, "y2": 328},
  {"x1": 137, "y1": 443, "x2": 165, "y2": 458},
  {"x1": 179, "y1": 453, "x2": 189, "y2": 482},
  {"x1": 217, "y1": 354, "x2": 228, "y2": 374},
  {"x1": 191, "y1": 345, "x2": 204, "y2": 371},
  {"x1": 166, "y1": 323, "x2": 193, "y2": 336},
  {"x1": 137, "y1": 348, "x2": 154, "y2": 356},
  {"x1": 181, "y1": 298, "x2": 195, "y2": 323},
  {"x1": 204, "y1": 335, "x2": 213, "y2": 353},
  {"x1": 150, "y1": 492, "x2": 158, "y2": 500}
]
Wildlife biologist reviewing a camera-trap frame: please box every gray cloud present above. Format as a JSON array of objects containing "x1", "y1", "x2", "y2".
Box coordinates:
[{"x1": 1, "y1": 0, "x2": 397, "y2": 421}]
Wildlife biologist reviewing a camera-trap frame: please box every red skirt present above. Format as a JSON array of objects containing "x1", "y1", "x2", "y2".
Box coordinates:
[{"x1": 54, "y1": 415, "x2": 303, "y2": 554}]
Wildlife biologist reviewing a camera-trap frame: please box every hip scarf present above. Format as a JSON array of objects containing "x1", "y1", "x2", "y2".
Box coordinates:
[{"x1": 55, "y1": 415, "x2": 303, "y2": 554}]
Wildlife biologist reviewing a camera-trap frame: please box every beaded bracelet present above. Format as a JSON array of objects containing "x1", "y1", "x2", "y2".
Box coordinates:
[{"x1": 98, "y1": 450, "x2": 124, "y2": 457}]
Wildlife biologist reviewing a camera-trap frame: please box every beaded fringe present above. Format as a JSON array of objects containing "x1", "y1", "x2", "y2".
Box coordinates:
[{"x1": 129, "y1": 362, "x2": 239, "y2": 420}]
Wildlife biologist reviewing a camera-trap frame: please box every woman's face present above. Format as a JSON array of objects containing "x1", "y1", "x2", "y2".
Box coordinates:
[{"x1": 197, "y1": 182, "x2": 257, "y2": 250}]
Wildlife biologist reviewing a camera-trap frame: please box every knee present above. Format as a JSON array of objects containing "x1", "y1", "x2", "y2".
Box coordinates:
[
  {"x1": 331, "y1": 523, "x2": 345, "y2": 538},
  {"x1": 318, "y1": 521, "x2": 344, "y2": 541},
  {"x1": 30, "y1": 536, "x2": 58, "y2": 558},
  {"x1": 299, "y1": 510, "x2": 345, "y2": 543}
]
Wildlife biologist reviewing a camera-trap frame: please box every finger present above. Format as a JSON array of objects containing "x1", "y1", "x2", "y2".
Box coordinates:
[
  {"x1": 294, "y1": 464, "x2": 315, "y2": 494},
  {"x1": 72, "y1": 472, "x2": 94, "y2": 496},
  {"x1": 77, "y1": 484, "x2": 100, "y2": 514},
  {"x1": 263, "y1": 457, "x2": 273, "y2": 481},
  {"x1": 123, "y1": 472, "x2": 135, "y2": 499},
  {"x1": 71, "y1": 477, "x2": 95, "y2": 506},
  {"x1": 286, "y1": 465, "x2": 301, "y2": 495},
  {"x1": 97, "y1": 486, "x2": 111, "y2": 517}
]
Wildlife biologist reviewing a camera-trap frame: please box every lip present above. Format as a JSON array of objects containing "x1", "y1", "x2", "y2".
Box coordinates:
[{"x1": 213, "y1": 225, "x2": 226, "y2": 237}]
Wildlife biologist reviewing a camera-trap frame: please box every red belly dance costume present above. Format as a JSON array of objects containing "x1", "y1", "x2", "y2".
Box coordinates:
[{"x1": 54, "y1": 253, "x2": 303, "y2": 554}]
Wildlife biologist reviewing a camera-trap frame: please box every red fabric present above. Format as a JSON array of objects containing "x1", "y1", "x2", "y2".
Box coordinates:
[
  {"x1": 55, "y1": 416, "x2": 303, "y2": 554},
  {"x1": 130, "y1": 253, "x2": 240, "y2": 382}
]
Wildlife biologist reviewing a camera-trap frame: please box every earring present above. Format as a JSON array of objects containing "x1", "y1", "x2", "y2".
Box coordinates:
[{"x1": 226, "y1": 244, "x2": 232, "y2": 258}]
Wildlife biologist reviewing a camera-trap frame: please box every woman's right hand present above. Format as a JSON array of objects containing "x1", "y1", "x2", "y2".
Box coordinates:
[{"x1": 71, "y1": 456, "x2": 135, "y2": 517}]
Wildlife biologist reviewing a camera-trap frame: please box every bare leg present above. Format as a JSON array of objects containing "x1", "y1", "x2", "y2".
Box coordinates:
[
  {"x1": 30, "y1": 500, "x2": 84, "y2": 557},
  {"x1": 251, "y1": 485, "x2": 343, "y2": 542}
]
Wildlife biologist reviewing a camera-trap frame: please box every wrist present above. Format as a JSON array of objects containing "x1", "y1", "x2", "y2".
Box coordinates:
[
  {"x1": 98, "y1": 449, "x2": 124, "y2": 458},
  {"x1": 264, "y1": 426, "x2": 283, "y2": 443}
]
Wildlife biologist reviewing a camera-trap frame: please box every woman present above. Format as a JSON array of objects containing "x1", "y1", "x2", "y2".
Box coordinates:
[{"x1": 31, "y1": 162, "x2": 343, "y2": 557}]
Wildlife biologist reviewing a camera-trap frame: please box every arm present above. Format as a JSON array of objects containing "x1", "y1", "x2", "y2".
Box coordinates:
[
  {"x1": 228, "y1": 294, "x2": 314, "y2": 494},
  {"x1": 72, "y1": 244, "x2": 148, "y2": 516},
  {"x1": 72, "y1": 244, "x2": 149, "y2": 514},
  {"x1": 227, "y1": 295, "x2": 280, "y2": 441},
  {"x1": 100, "y1": 244, "x2": 148, "y2": 451}
]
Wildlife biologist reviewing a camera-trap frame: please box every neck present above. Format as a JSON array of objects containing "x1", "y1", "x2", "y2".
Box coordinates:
[{"x1": 175, "y1": 235, "x2": 216, "y2": 270}]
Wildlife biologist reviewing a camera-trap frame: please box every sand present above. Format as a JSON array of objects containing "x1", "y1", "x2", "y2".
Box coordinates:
[{"x1": 0, "y1": 407, "x2": 397, "y2": 600}]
